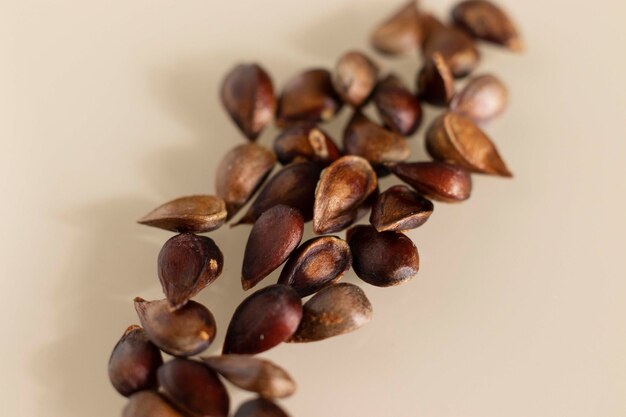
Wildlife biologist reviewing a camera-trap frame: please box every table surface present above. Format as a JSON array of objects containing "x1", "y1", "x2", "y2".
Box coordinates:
[{"x1": 2, "y1": 0, "x2": 625, "y2": 416}]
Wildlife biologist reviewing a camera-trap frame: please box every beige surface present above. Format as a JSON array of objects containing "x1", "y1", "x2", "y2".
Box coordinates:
[{"x1": 1, "y1": 0, "x2": 626, "y2": 416}]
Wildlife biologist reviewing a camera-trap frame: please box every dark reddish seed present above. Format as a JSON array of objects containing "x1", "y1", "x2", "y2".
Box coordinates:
[
  {"x1": 370, "y1": 185, "x2": 434, "y2": 232},
  {"x1": 122, "y1": 391, "x2": 185, "y2": 417},
  {"x1": 273, "y1": 123, "x2": 341, "y2": 166},
  {"x1": 373, "y1": 74, "x2": 423, "y2": 136},
  {"x1": 234, "y1": 398, "x2": 290, "y2": 417},
  {"x1": 423, "y1": 26, "x2": 480, "y2": 78},
  {"x1": 137, "y1": 195, "x2": 227, "y2": 233},
  {"x1": 386, "y1": 161, "x2": 472, "y2": 202},
  {"x1": 417, "y1": 52, "x2": 455, "y2": 106}
]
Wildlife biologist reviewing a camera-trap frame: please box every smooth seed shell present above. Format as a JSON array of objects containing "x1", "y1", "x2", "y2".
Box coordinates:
[
  {"x1": 123, "y1": 391, "x2": 185, "y2": 417},
  {"x1": 234, "y1": 398, "x2": 290, "y2": 417},
  {"x1": 386, "y1": 161, "x2": 472, "y2": 202},
  {"x1": 332, "y1": 51, "x2": 379, "y2": 107},
  {"x1": 417, "y1": 52, "x2": 455, "y2": 106},
  {"x1": 423, "y1": 26, "x2": 480, "y2": 78},
  {"x1": 450, "y1": 74, "x2": 508, "y2": 123},
  {"x1": 138, "y1": 195, "x2": 226, "y2": 233},
  {"x1": 373, "y1": 74, "x2": 422, "y2": 136},
  {"x1": 370, "y1": 185, "x2": 433, "y2": 232},
  {"x1": 273, "y1": 123, "x2": 341, "y2": 166}
]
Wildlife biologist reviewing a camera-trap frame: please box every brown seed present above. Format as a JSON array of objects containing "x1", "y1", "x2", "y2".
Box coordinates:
[
  {"x1": 202, "y1": 355, "x2": 296, "y2": 398},
  {"x1": 332, "y1": 51, "x2": 379, "y2": 107},
  {"x1": 417, "y1": 52, "x2": 455, "y2": 106},
  {"x1": 370, "y1": 185, "x2": 433, "y2": 232},
  {"x1": 134, "y1": 298, "x2": 216, "y2": 357},
  {"x1": 452, "y1": 0, "x2": 524, "y2": 51},
  {"x1": 220, "y1": 63, "x2": 276, "y2": 140},
  {"x1": 223, "y1": 284, "x2": 303, "y2": 355},
  {"x1": 276, "y1": 69, "x2": 343, "y2": 127},
  {"x1": 234, "y1": 398, "x2": 290, "y2": 417},
  {"x1": 289, "y1": 283, "x2": 372, "y2": 342},
  {"x1": 426, "y1": 112, "x2": 512, "y2": 177},
  {"x1": 450, "y1": 74, "x2": 508, "y2": 123},
  {"x1": 347, "y1": 225, "x2": 419, "y2": 287},
  {"x1": 423, "y1": 26, "x2": 480, "y2": 78},
  {"x1": 108, "y1": 325, "x2": 163, "y2": 397},
  {"x1": 158, "y1": 358, "x2": 229, "y2": 417},
  {"x1": 158, "y1": 233, "x2": 223, "y2": 310},
  {"x1": 386, "y1": 161, "x2": 472, "y2": 202},
  {"x1": 373, "y1": 74, "x2": 423, "y2": 136},
  {"x1": 138, "y1": 195, "x2": 226, "y2": 233},
  {"x1": 273, "y1": 123, "x2": 341, "y2": 166},
  {"x1": 123, "y1": 391, "x2": 185, "y2": 417},
  {"x1": 313, "y1": 156, "x2": 378, "y2": 234},
  {"x1": 278, "y1": 236, "x2": 352, "y2": 297},
  {"x1": 215, "y1": 143, "x2": 276, "y2": 219}
]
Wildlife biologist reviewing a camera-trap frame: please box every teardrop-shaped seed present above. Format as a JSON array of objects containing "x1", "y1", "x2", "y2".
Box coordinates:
[
  {"x1": 158, "y1": 359, "x2": 229, "y2": 417},
  {"x1": 313, "y1": 156, "x2": 378, "y2": 234},
  {"x1": 386, "y1": 161, "x2": 472, "y2": 202},
  {"x1": 343, "y1": 111, "x2": 410, "y2": 166},
  {"x1": 158, "y1": 233, "x2": 223, "y2": 310},
  {"x1": 138, "y1": 195, "x2": 226, "y2": 233},
  {"x1": 223, "y1": 284, "x2": 303, "y2": 355},
  {"x1": 108, "y1": 325, "x2": 163, "y2": 397},
  {"x1": 347, "y1": 225, "x2": 419, "y2": 287},
  {"x1": 450, "y1": 74, "x2": 508, "y2": 123},
  {"x1": 134, "y1": 298, "x2": 216, "y2": 357},
  {"x1": 216, "y1": 143, "x2": 276, "y2": 219},
  {"x1": 273, "y1": 123, "x2": 341, "y2": 166},
  {"x1": 123, "y1": 391, "x2": 185, "y2": 417},
  {"x1": 276, "y1": 69, "x2": 343, "y2": 127},
  {"x1": 220, "y1": 63, "x2": 276, "y2": 140},
  {"x1": 234, "y1": 398, "x2": 290, "y2": 417},
  {"x1": 452, "y1": 0, "x2": 523, "y2": 51},
  {"x1": 426, "y1": 112, "x2": 512, "y2": 177},
  {"x1": 370, "y1": 185, "x2": 433, "y2": 232},
  {"x1": 202, "y1": 355, "x2": 296, "y2": 398},
  {"x1": 373, "y1": 74, "x2": 422, "y2": 136},
  {"x1": 423, "y1": 26, "x2": 480, "y2": 78},
  {"x1": 332, "y1": 51, "x2": 379, "y2": 107},
  {"x1": 417, "y1": 52, "x2": 455, "y2": 106},
  {"x1": 278, "y1": 236, "x2": 352, "y2": 297},
  {"x1": 289, "y1": 283, "x2": 372, "y2": 342}
]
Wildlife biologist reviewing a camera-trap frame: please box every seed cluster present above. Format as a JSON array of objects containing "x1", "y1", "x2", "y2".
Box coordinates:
[{"x1": 109, "y1": 1, "x2": 523, "y2": 415}]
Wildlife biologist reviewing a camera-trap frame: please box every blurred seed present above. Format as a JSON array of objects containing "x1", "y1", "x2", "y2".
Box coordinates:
[
  {"x1": 373, "y1": 74, "x2": 422, "y2": 136},
  {"x1": 158, "y1": 233, "x2": 223, "y2": 310},
  {"x1": 370, "y1": 185, "x2": 433, "y2": 232},
  {"x1": 332, "y1": 51, "x2": 379, "y2": 107},
  {"x1": 417, "y1": 52, "x2": 455, "y2": 106},
  {"x1": 138, "y1": 195, "x2": 226, "y2": 233},
  {"x1": 273, "y1": 123, "x2": 341, "y2": 166},
  {"x1": 450, "y1": 74, "x2": 508, "y2": 123},
  {"x1": 123, "y1": 391, "x2": 185, "y2": 417},
  {"x1": 423, "y1": 26, "x2": 480, "y2": 78},
  {"x1": 134, "y1": 298, "x2": 216, "y2": 357},
  {"x1": 313, "y1": 156, "x2": 378, "y2": 234},
  {"x1": 202, "y1": 355, "x2": 296, "y2": 398},
  {"x1": 426, "y1": 112, "x2": 512, "y2": 177},
  {"x1": 386, "y1": 161, "x2": 472, "y2": 202},
  {"x1": 108, "y1": 325, "x2": 163, "y2": 397},
  {"x1": 278, "y1": 236, "x2": 352, "y2": 297},
  {"x1": 223, "y1": 284, "x2": 303, "y2": 355},
  {"x1": 347, "y1": 225, "x2": 419, "y2": 287},
  {"x1": 220, "y1": 63, "x2": 276, "y2": 140},
  {"x1": 234, "y1": 398, "x2": 290, "y2": 417}
]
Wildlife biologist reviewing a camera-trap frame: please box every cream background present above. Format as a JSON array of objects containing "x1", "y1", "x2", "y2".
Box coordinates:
[{"x1": 1, "y1": 0, "x2": 625, "y2": 416}]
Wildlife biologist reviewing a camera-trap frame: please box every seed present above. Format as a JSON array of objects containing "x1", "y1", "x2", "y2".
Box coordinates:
[
  {"x1": 108, "y1": 325, "x2": 163, "y2": 397},
  {"x1": 157, "y1": 233, "x2": 223, "y2": 310},
  {"x1": 158, "y1": 358, "x2": 229, "y2": 417},
  {"x1": 313, "y1": 156, "x2": 378, "y2": 234},
  {"x1": 452, "y1": 0, "x2": 523, "y2": 51},
  {"x1": 234, "y1": 398, "x2": 290, "y2": 417},
  {"x1": 241, "y1": 205, "x2": 304, "y2": 290},
  {"x1": 289, "y1": 283, "x2": 372, "y2": 343},
  {"x1": 278, "y1": 236, "x2": 352, "y2": 297},
  {"x1": 123, "y1": 391, "x2": 185, "y2": 417},
  {"x1": 276, "y1": 69, "x2": 343, "y2": 127},
  {"x1": 386, "y1": 161, "x2": 472, "y2": 202},
  {"x1": 417, "y1": 52, "x2": 455, "y2": 107},
  {"x1": 370, "y1": 185, "x2": 433, "y2": 232},
  {"x1": 223, "y1": 285, "x2": 303, "y2": 355},
  {"x1": 425, "y1": 112, "x2": 512, "y2": 177},
  {"x1": 202, "y1": 355, "x2": 296, "y2": 398},
  {"x1": 450, "y1": 74, "x2": 508, "y2": 123},
  {"x1": 138, "y1": 195, "x2": 226, "y2": 233},
  {"x1": 373, "y1": 74, "x2": 422, "y2": 136},
  {"x1": 347, "y1": 225, "x2": 419, "y2": 287},
  {"x1": 215, "y1": 143, "x2": 276, "y2": 219},
  {"x1": 423, "y1": 26, "x2": 480, "y2": 78},
  {"x1": 332, "y1": 51, "x2": 379, "y2": 107},
  {"x1": 273, "y1": 123, "x2": 341, "y2": 166},
  {"x1": 220, "y1": 63, "x2": 275, "y2": 140},
  {"x1": 134, "y1": 298, "x2": 216, "y2": 357}
]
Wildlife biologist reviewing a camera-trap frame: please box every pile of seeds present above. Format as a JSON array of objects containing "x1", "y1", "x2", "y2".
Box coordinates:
[{"x1": 109, "y1": 1, "x2": 523, "y2": 415}]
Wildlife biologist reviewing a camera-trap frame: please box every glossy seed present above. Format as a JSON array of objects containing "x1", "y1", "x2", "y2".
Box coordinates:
[
  {"x1": 223, "y1": 285, "x2": 303, "y2": 355},
  {"x1": 134, "y1": 298, "x2": 216, "y2": 357},
  {"x1": 347, "y1": 225, "x2": 419, "y2": 287},
  {"x1": 108, "y1": 325, "x2": 163, "y2": 397},
  {"x1": 332, "y1": 51, "x2": 379, "y2": 107},
  {"x1": 138, "y1": 195, "x2": 226, "y2": 233},
  {"x1": 123, "y1": 391, "x2": 185, "y2": 417},
  {"x1": 234, "y1": 398, "x2": 290, "y2": 417},
  {"x1": 450, "y1": 74, "x2": 508, "y2": 123},
  {"x1": 313, "y1": 156, "x2": 378, "y2": 234},
  {"x1": 417, "y1": 52, "x2": 455, "y2": 106},
  {"x1": 423, "y1": 26, "x2": 480, "y2": 78},
  {"x1": 386, "y1": 161, "x2": 472, "y2": 202},
  {"x1": 273, "y1": 123, "x2": 341, "y2": 166},
  {"x1": 278, "y1": 236, "x2": 352, "y2": 297},
  {"x1": 370, "y1": 185, "x2": 433, "y2": 232},
  {"x1": 158, "y1": 233, "x2": 223, "y2": 310},
  {"x1": 202, "y1": 355, "x2": 296, "y2": 398},
  {"x1": 158, "y1": 359, "x2": 229, "y2": 417},
  {"x1": 373, "y1": 74, "x2": 422, "y2": 136},
  {"x1": 220, "y1": 63, "x2": 276, "y2": 140},
  {"x1": 426, "y1": 112, "x2": 512, "y2": 177}
]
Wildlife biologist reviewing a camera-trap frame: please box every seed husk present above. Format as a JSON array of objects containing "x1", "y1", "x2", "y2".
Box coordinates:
[
  {"x1": 417, "y1": 52, "x2": 455, "y2": 106},
  {"x1": 370, "y1": 185, "x2": 433, "y2": 232},
  {"x1": 347, "y1": 225, "x2": 419, "y2": 287},
  {"x1": 138, "y1": 195, "x2": 227, "y2": 233},
  {"x1": 202, "y1": 355, "x2": 296, "y2": 398},
  {"x1": 234, "y1": 398, "x2": 290, "y2": 417},
  {"x1": 123, "y1": 391, "x2": 185, "y2": 417},
  {"x1": 423, "y1": 26, "x2": 480, "y2": 78},
  {"x1": 373, "y1": 74, "x2": 423, "y2": 136},
  {"x1": 134, "y1": 298, "x2": 216, "y2": 357},
  {"x1": 108, "y1": 325, "x2": 163, "y2": 397},
  {"x1": 450, "y1": 74, "x2": 508, "y2": 123},
  {"x1": 452, "y1": 0, "x2": 523, "y2": 51},
  {"x1": 158, "y1": 358, "x2": 229, "y2": 417},
  {"x1": 220, "y1": 63, "x2": 276, "y2": 140},
  {"x1": 215, "y1": 143, "x2": 276, "y2": 219},
  {"x1": 241, "y1": 205, "x2": 304, "y2": 290},
  {"x1": 158, "y1": 233, "x2": 223, "y2": 310},
  {"x1": 289, "y1": 283, "x2": 372, "y2": 342},
  {"x1": 332, "y1": 51, "x2": 379, "y2": 107},
  {"x1": 273, "y1": 123, "x2": 341, "y2": 166},
  {"x1": 278, "y1": 236, "x2": 352, "y2": 297},
  {"x1": 425, "y1": 112, "x2": 512, "y2": 177},
  {"x1": 223, "y1": 284, "x2": 303, "y2": 355},
  {"x1": 386, "y1": 161, "x2": 472, "y2": 202},
  {"x1": 313, "y1": 155, "x2": 378, "y2": 234}
]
